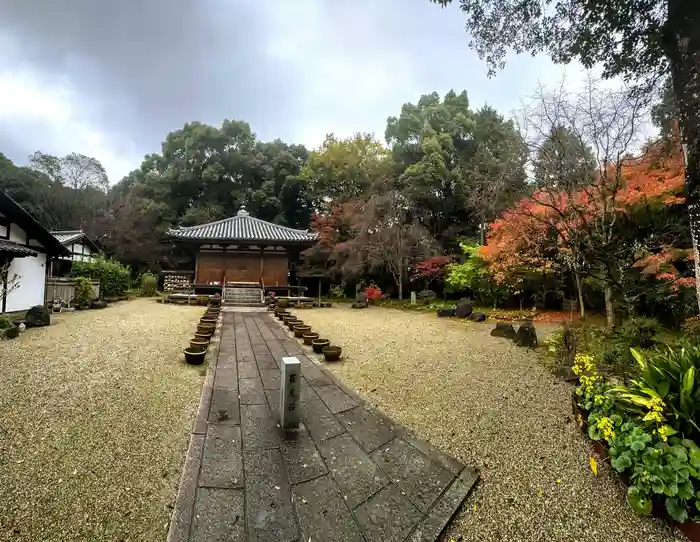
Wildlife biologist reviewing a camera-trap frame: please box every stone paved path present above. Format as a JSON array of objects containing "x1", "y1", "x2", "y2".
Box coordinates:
[{"x1": 167, "y1": 309, "x2": 478, "y2": 542}]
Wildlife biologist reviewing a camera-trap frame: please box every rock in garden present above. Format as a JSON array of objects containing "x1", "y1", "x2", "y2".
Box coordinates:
[
  {"x1": 437, "y1": 308, "x2": 456, "y2": 317},
  {"x1": 351, "y1": 301, "x2": 368, "y2": 309},
  {"x1": 455, "y1": 302, "x2": 473, "y2": 318},
  {"x1": 25, "y1": 305, "x2": 50, "y2": 327},
  {"x1": 514, "y1": 321, "x2": 538, "y2": 347},
  {"x1": 490, "y1": 322, "x2": 516, "y2": 339},
  {"x1": 470, "y1": 312, "x2": 486, "y2": 322},
  {"x1": 90, "y1": 300, "x2": 108, "y2": 309}
]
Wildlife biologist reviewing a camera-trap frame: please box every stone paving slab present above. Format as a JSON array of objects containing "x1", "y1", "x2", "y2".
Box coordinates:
[
  {"x1": 337, "y1": 405, "x2": 397, "y2": 453},
  {"x1": 354, "y1": 483, "x2": 424, "y2": 542},
  {"x1": 371, "y1": 438, "x2": 456, "y2": 513},
  {"x1": 200, "y1": 425, "x2": 243, "y2": 489},
  {"x1": 244, "y1": 448, "x2": 299, "y2": 541},
  {"x1": 167, "y1": 308, "x2": 478, "y2": 542},
  {"x1": 292, "y1": 474, "x2": 366, "y2": 542},
  {"x1": 318, "y1": 432, "x2": 389, "y2": 509},
  {"x1": 190, "y1": 488, "x2": 245, "y2": 542},
  {"x1": 280, "y1": 424, "x2": 328, "y2": 485},
  {"x1": 315, "y1": 383, "x2": 359, "y2": 414}
]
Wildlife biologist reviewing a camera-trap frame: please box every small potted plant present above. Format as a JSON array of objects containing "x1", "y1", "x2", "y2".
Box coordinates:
[
  {"x1": 312, "y1": 338, "x2": 330, "y2": 353},
  {"x1": 184, "y1": 346, "x2": 207, "y2": 365},
  {"x1": 286, "y1": 319, "x2": 303, "y2": 329},
  {"x1": 322, "y1": 345, "x2": 342, "y2": 362},
  {"x1": 190, "y1": 338, "x2": 209, "y2": 349},
  {"x1": 302, "y1": 332, "x2": 319, "y2": 345},
  {"x1": 197, "y1": 323, "x2": 215, "y2": 336},
  {"x1": 293, "y1": 324, "x2": 311, "y2": 338}
]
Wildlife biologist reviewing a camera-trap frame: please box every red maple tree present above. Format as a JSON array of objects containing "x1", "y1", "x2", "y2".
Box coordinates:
[{"x1": 481, "y1": 139, "x2": 691, "y2": 318}]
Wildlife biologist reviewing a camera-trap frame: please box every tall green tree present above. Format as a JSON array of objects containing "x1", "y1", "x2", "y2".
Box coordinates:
[
  {"x1": 387, "y1": 90, "x2": 526, "y2": 246},
  {"x1": 533, "y1": 125, "x2": 596, "y2": 190},
  {"x1": 431, "y1": 0, "x2": 700, "y2": 307},
  {"x1": 299, "y1": 133, "x2": 388, "y2": 210},
  {"x1": 466, "y1": 106, "x2": 528, "y2": 242}
]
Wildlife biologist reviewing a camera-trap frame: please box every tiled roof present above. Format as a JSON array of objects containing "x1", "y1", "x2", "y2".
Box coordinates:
[
  {"x1": 51, "y1": 230, "x2": 100, "y2": 252},
  {"x1": 0, "y1": 239, "x2": 38, "y2": 256},
  {"x1": 168, "y1": 207, "x2": 318, "y2": 244},
  {"x1": 51, "y1": 230, "x2": 84, "y2": 244}
]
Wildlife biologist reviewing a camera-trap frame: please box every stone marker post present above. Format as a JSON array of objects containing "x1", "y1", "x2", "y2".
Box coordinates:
[
  {"x1": 280, "y1": 356, "x2": 301, "y2": 432},
  {"x1": 410, "y1": 291, "x2": 417, "y2": 305}
]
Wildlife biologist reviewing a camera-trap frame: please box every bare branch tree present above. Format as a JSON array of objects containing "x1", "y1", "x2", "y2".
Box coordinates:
[
  {"x1": 341, "y1": 190, "x2": 436, "y2": 299},
  {"x1": 0, "y1": 261, "x2": 21, "y2": 314},
  {"x1": 517, "y1": 76, "x2": 649, "y2": 326}
]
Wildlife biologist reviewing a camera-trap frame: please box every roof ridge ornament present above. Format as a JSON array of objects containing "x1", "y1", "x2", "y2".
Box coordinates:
[{"x1": 236, "y1": 206, "x2": 250, "y2": 218}]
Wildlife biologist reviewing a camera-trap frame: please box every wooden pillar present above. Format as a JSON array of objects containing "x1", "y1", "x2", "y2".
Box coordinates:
[
  {"x1": 260, "y1": 247, "x2": 264, "y2": 286},
  {"x1": 221, "y1": 246, "x2": 226, "y2": 286},
  {"x1": 194, "y1": 248, "x2": 200, "y2": 284}
]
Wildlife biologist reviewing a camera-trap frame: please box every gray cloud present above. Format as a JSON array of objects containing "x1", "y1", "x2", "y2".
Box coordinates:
[
  {"x1": 0, "y1": 0, "x2": 299, "y2": 148},
  {"x1": 0, "y1": 0, "x2": 581, "y2": 180}
]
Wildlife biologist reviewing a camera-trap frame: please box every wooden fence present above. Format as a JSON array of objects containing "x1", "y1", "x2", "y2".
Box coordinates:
[{"x1": 45, "y1": 278, "x2": 100, "y2": 304}]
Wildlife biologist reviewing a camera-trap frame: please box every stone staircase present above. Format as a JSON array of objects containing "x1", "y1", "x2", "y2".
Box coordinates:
[{"x1": 223, "y1": 286, "x2": 265, "y2": 307}]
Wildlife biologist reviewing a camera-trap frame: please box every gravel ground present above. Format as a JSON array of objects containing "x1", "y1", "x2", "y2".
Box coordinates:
[
  {"x1": 0, "y1": 299, "x2": 205, "y2": 542},
  {"x1": 298, "y1": 307, "x2": 683, "y2": 542}
]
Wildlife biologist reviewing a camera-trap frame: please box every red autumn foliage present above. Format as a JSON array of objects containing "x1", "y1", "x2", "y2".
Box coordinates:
[
  {"x1": 412, "y1": 256, "x2": 453, "y2": 280},
  {"x1": 481, "y1": 140, "x2": 693, "y2": 288},
  {"x1": 364, "y1": 286, "x2": 382, "y2": 302}
]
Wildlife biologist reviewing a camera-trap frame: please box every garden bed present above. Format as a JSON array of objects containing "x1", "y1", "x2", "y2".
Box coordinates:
[
  {"x1": 571, "y1": 349, "x2": 700, "y2": 539},
  {"x1": 0, "y1": 299, "x2": 204, "y2": 541}
]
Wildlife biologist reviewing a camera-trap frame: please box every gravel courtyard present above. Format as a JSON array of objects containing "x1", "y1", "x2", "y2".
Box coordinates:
[
  {"x1": 0, "y1": 299, "x2": 204, "y2": 542},
  {"x1": 299, "y1": 307, "x2": 681, "y2": 542}
]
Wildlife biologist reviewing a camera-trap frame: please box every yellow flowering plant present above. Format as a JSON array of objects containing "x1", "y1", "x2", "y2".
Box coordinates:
[{"x1": 573, "y1": 353, "x2": 611, "y2": 413}]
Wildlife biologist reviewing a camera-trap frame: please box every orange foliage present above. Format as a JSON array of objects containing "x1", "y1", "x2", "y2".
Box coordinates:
[
  {"x1": 482, "y1": 140, "x2": 691, "y2": 287},
  {"x1": 617, "y1": 141, "x2": 685, "y2": 207}
]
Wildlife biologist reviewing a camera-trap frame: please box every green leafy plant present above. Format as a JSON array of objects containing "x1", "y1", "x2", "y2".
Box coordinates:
[
  {"x1": 608, "y1": 420, "x2": 654, "y2": 473},
  {"x1": 71, "y1": 256, "x2": 130, "y2": 298},
  {"x1": 624, "y1": 438, "x2": 700, "y2": 522},
  {"x1": 610, "y1": 347, "x2": 700, "y2": 440},
  {"x1": 73, "y1": 276, "x2": 95, "y2": 307},
  {"x1": 329, "y1": 283, "x2": 346, "y2": 299},
  {"x1": 140, "y1": 272, "x2": 158, "y2": 297},
  {"x1": 617, "y1": 317, "x2": 660, "y2": 349}
]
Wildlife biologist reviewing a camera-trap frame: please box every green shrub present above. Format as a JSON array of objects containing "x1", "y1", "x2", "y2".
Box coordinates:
[
  {"x1": 574, "y1": 350, "x2": 700, "y2": 523},
  {"x1": 617, "y1": 317, "x2": 660, "y2": 349},
  {"x1": 610, "y1": 346, "x2": 700, "y2": 440},
  {"x1": 329, "y1": 283, "x2": 346, "y2": 299},
  {"x1": 0, "y1": 316, "x2": 11, "y2": 329},
  {"x1": 594, "y1": 317, "x2": 661, "y2": 373},
  {"x1": 73, "y1": 276, "x2": 95, "y2": 307},
  {"x1": 71, "y1": 256, "x2": 130, "y2": 298},
  {"x1": 140, "y1": 272, "x2": 158, "y2": 297}
]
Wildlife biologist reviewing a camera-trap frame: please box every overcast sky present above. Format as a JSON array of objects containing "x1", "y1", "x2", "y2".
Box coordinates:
[{"x1": 0, "y1": 0, "x2": 590, "y2": 183}]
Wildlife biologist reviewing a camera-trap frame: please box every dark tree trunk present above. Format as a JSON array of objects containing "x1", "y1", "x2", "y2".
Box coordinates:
[{"x1": 664, "y1": 0, "x2": 700, "y2": 308}]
